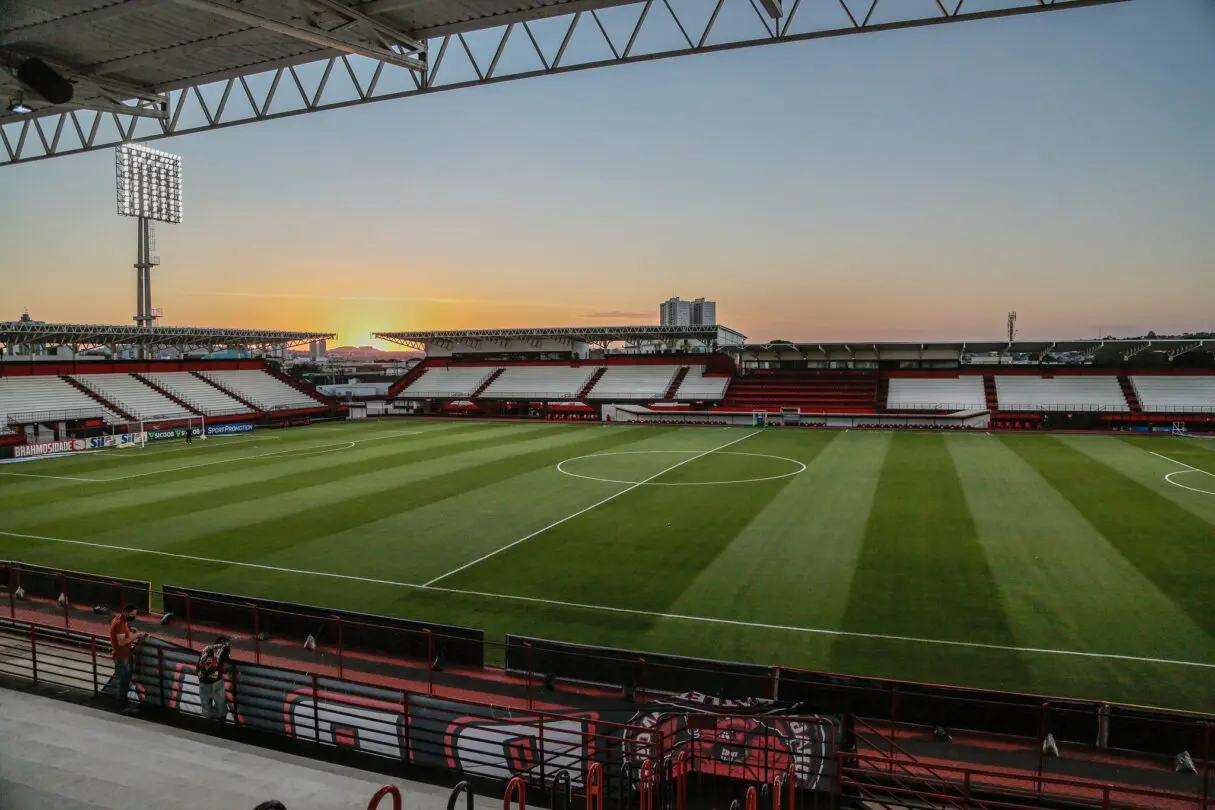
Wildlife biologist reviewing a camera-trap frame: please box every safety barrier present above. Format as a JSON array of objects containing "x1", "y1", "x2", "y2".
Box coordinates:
[
  {"x1": 162, "y1": 584, "x2": 484, "y2": 666},
  {"x1": 3, "y1": 568, "x2": 1213, "y2": 810},
  {"x1": 2, "y1": 612, "x2": 1210, "y2": 810}
]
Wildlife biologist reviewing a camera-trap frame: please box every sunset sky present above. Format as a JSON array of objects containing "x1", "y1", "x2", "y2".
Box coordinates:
[{"x1": 1, "y1": 0, "x2": 1212, "y2": 348}]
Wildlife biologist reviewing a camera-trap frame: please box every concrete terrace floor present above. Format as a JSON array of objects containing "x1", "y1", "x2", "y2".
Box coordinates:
[{"x1": 0, "y1": 687, "x2": 491, "y2": 810}]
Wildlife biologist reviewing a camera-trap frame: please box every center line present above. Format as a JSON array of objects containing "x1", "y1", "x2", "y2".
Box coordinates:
[{"x1": 422, "y1": 429, "x2": 759, "y2": 586}]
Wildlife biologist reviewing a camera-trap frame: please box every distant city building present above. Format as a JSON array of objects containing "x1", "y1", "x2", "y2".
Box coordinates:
[
  {"x1": 659, "y1": 297, "x2": 717, "y2": 327},
  {"x1": 309, "y1": 338, "x2": 327, "y2": 361}
]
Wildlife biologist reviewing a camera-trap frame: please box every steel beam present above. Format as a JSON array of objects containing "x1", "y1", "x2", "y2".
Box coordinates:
[
  {"x1": 1, "y1": 0, "x2": 1128, "y2": 166},
  {"x1": 169, "y1": 0, "x2": 426, "y2": 71}
]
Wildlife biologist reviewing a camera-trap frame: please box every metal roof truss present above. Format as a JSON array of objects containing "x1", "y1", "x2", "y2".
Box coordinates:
[{"x1": 1, "y1": 0, "x2": 1127, "y2": 167}]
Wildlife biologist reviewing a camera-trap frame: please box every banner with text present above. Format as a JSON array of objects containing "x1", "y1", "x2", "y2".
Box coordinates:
[{"x1": 14, "y1": 432, "x2": 144, "y2": 459}]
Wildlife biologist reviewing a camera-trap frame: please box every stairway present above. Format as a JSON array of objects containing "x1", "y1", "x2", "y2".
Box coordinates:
[
  {"x1": 472, "y1": 368, "x2": 506, "y2": 399},
  {"x1": 875, "y1": 377, "x2": 890, "y2": 412},
  {"x1": 1118, "y1": 375, "x2": 1142, "y2": 414},
  {"x1": 191, "y1": 372, "x2": 262, "y2": 413},
  {"x1": 982, "y1": 375, "x2": 999, "y2": 412},
  {"x1": 664, "y1": 367, "x2": 690, "y2": 400},
  {"x1": 576, "y1": 367, "x2": 607, "y2": 400},
  {"x1": 133, "y1": 373, "x2": 203, "y2": 416},
  {"x1": 387, "y1": 361, "x2": 432, "y2": 397},
  {"x1": 62, "y1": 375, "x2": 134, "y2": 421}
]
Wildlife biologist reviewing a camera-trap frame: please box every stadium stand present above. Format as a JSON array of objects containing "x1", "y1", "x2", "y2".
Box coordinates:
[
  {"x1": 674, "y1": 365, "x2": 730, "y2": 401},
  {"x1": 141, "y1": 371, "x2": 255, "y2": 417},
  {"x1": 480, "y1": 365, "x2": 598, "y2": 400},
  {"x1": 0, "y1": 376, "x2": 122, "y2": 430},
  {"x1": 398, "y1": 365, "x2": 502, "y2": 398},
  {"x1": 1130, "y1": 374, "x2": 1215, "y2": 413},
  {"x1": 586, "y1": 365, "x2": 682, "y2": 400},
  {"x1": 72, "y1": 373, "x2": 194, "y2": 420},
  {"x1": 724, "y1": 371, "x2": 878, "y2": 413},
  {"x1": 886, "y1": 376, "x2": 986, "y2": 411},
  {"x1": 200, "y1": 369, "x2": 324, "y2": 411},
  {"x1": 995, "y1": 375, "x2": 1129, "y2": 412}
]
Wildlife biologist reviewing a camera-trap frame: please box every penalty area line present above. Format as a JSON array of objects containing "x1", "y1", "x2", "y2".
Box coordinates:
[{"x1": 2, "y1": 529, "x2": 1212, "y2": 671}]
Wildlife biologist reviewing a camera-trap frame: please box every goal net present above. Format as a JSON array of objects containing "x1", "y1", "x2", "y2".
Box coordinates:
[{"x1": 136, "y1": 415, "x2": 207, "y2": 444}]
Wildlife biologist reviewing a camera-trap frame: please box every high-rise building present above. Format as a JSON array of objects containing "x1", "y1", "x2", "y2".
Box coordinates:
[{"x1": 660, "y1": 297, "x2": 717, "y2": 327}]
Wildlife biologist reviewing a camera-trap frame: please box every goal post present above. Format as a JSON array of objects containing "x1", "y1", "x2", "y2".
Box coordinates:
[{"x1": 137, "y1": 414, "x2": 206, "y2": 444}]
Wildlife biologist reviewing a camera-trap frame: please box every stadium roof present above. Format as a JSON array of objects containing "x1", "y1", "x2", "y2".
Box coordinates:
[
  {"x1": 0, "y1": 0, "x2": 1126, "y2": 166},
  {"x1": 0, "y1": 321, "x2": 335, "y2": 353},
  {"x1": 726, "y1": 339, "x2": 1215, "y2": 363},
  {"x1": 375, "y1": 324, "x2": 745, "y2": 351}
]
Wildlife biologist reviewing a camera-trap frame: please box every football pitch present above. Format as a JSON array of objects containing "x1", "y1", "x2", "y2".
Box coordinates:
[{"x1": 2, "y1": 420, "x2": 1214, "y2": 712}]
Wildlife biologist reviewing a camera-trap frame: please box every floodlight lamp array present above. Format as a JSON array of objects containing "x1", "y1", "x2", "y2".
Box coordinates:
[{"x1": 115, "y1": 143, "x2": 183, "y2": 224}]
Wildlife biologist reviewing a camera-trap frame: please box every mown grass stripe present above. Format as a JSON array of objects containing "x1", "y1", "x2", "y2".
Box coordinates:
[
  {"x1": 155, "y1": 425, "x2": 660, "y2": 565},
  {"x1": 7, "y1": 424, "x2": 552, "y2": 538},
  {"x1": 948, "y1": 433, "x2": 1215, "y2": 707},
  {"x1": 448, "y1": 430, "x2": 833, "y2": 615},
  {"x1": 833, "y1": 432, "x2": 1029, "y2": 689},
  {"x1": 1007, "y1": 434, "x2": 1215, "y2": 639}
]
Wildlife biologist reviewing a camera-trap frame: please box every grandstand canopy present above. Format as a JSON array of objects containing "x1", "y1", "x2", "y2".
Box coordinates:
[
  {"x1": 1, "y1": 0, "x2": 1124, "y2": 166},
  {"x1": 375, "y1": 324, "x2": 746, "y2": 355},
  {"x1": 728, "y1": 339, "x2": 1215, "y2": 364},
  {"x1": 0, "y1": 320, "x2": 335, "y2": 356}
]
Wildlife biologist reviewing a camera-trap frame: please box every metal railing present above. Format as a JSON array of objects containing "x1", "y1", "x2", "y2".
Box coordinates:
[
  {"x1": 5, "y1": 406, "x2": 113, "y2": 424},
  {"x1": 4, "y1": 569, "x2": 1213, "y2": 810}
]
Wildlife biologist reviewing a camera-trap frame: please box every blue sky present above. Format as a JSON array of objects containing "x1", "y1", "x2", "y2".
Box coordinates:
[{"x1": 1, "y1": 0, "x2": 1212, "y2": 345}]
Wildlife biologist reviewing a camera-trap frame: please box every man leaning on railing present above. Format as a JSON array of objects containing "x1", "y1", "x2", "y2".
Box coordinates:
[{"x1": 109, "y1": 605, "x2": 145, "y2": 714}]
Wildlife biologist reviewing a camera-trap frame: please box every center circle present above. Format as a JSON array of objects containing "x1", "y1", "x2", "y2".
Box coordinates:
[{"x1": 556, "y1": 450, "x2": 806, "y2": 486}]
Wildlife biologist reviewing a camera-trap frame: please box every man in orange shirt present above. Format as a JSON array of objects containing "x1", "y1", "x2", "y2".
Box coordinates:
[{"x1": 110, "y1": 605, "x2": 145, "y2": 712}]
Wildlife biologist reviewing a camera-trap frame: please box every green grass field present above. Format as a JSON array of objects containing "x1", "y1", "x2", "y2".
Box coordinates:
[{"x1": 3, "y1": 420, "x2": 1214, "y2": 711}]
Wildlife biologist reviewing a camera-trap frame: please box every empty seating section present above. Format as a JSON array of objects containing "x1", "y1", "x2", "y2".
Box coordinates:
[
  {"x1": 587, "y1": 366, "x2": 681, "y2": 400},
  {"x1": 726, "y1": 372, "x2": 877, "y2": 413},
  {"x1": 995, "y1": 376, "x2": 1127, "y2": 412},
  {"x1": 201, "y1": 370, "x2": 322, "y2": 411},
  {"x1": 73, "y1": 374, "x2": 192, "y2": 420},
  {"x1": 1131, "y1": 376, "x2": 1215, "y2": 413},
  {"x1": 675, "y1": 366, "x2": 730, "y2": 400},
  {"x1": 0, "y1": 376, "x2": 121, "y2": 427},
  {"x1": 143, "y1": 372, "x2": 253, "y2": 416},
  {"x1": 481, "y1": 366, "x2": 597, "y2": 400},
  {"x1": 887, "y1": 377, "x2": 986, "y2": 411},
  {"x1": 399, "y1": 366, "x2": 500, "y2": 398}
]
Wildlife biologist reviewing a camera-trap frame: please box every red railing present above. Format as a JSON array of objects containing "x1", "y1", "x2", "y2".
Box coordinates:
[{"x1": 5, "y1": 574, "x2": 1213, "y2": 810}]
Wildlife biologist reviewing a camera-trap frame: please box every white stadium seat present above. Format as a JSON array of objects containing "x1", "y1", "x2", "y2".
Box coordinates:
[
  {"x1": 399, "y1": 366, "x2": 501, "y2": 398},
  {"x1": 674, "y1": 366, "x2": 730, "y2": 401},
  {"x1": 480, "y1": 366, "x2": 597, "y2": 400},
  {"x1": 995, "y1": 376, "x2": 1128, "y2": 412},
  {"x1": 0, "y1": 375, "x2": 122, "y2": 429},
  {"x1": 72, "y1": 373, "x2": 193, "y2": 420},
  {"x1": 587, "y1": 366, "x2": 681, "y2": 400},
  {"x1": 1131, "y1": 376, "x2": 1215, "y2": 413},
  {"x1": 142, "y1": 372, "x2": 254, "y2": 417},
  {"x1": 887, "y1": 377, "x2": 986, "y2": 411},
  {"x1": 201, "y1": 370, "x2": 323, "y2": 411}
]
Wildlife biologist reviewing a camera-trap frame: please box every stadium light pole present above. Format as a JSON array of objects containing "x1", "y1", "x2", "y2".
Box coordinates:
[{"x1": 115, "y1": 143, "x2": 182, "y2": 355}]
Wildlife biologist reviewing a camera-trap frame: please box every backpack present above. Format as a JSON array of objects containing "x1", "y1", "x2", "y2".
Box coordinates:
[{"x1": 197, "y1": 645, "x2": 222, "y2": 681}]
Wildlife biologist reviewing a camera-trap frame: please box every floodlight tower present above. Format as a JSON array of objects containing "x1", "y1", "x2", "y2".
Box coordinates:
[{"x1": 115, "y1": 143, "x2": 182, "y2": 337}]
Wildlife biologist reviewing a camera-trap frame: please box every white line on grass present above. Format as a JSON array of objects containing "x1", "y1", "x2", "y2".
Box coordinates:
[
  {"x1": 1, "y1": 526, "x2": 1212, "y2": 671},
  {"x1": 1150, "y1": 450, "x2": 1204, "y2": 472},
  {"x1": 1, "y1": 430, "x2": 425, "y2": 484},
  {"x1": 1150, "y1": 450, "x2": 1215, "y2": 496},
  {"x1": 0, "y1": 471, "x2": 100, "y2": 482},
  {"x1": 422, "y1": 429, "x2": 759, "y2": 587}
]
